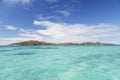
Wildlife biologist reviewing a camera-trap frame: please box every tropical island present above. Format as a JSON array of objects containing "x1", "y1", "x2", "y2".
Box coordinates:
[{"x1": 9, "y1": 40, "x2": 115, "y2": 46}]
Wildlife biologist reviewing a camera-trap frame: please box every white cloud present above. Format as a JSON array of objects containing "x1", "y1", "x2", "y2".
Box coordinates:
[
  {"x1": 19, "y1": 33, "x2": 43, "y2": 39},
  {"x1": 0, "y1": 38, "x2": 41, "y2": 45},
  {"x1": 0, "y1": 38, "x2": 39, "y2": 41},
  {"x1": 19, "y1": 28, "x2": 34, "y2": 33},
  {"x1": 5, "y1": 25, "x2": 17, "y2": 30},
  {"x1": 45, "y1": 0, "x2": 58, "y2": 3},
  {"x1": 3, "y1": 0, "x2": 33, "y2": 5},
  {"x1": 57, "y1": 10, "x2": 71, "y2": 16},
  {"x1": 33, "y1": 20, "x2": 120, "y2": 43},
  {"x1": 50, "y1": 5, "x2": 59, "y2": 9},
  {"x1": 0, "y1": 28, "x2": 43, "y2": 45},
  {"x1": 4, "y1": 0, "x2": 58, "y2": 6},
  {"x1": 19, "y1": 28, "x2": 44, "y2": 39},
  {"x1": 1, "y1": 20, "x2": 120, "y2": 45},
  {"x1": 19, "y1": 28, "x2": 28, "y2": 33},
  {"x1": 36, "y1": 15, "x2": 60, "y2": 20},
  {"x1": 3, "y1": 25, "x2": 43, "y2": 41}
]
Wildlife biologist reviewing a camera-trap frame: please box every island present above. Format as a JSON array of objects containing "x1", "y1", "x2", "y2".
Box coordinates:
[{"x1": 9, "y1": 40, "x2": 115, "y2": 46}]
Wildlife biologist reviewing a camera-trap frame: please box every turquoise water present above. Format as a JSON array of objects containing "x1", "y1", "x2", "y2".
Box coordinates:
[{"x1": 0, "y1": 46, "x2": 120, "y2": 80}]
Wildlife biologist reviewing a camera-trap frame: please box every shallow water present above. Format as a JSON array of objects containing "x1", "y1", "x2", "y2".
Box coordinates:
[{"x1": 0, "y1": 46, "x2": 120, "y2": 80}]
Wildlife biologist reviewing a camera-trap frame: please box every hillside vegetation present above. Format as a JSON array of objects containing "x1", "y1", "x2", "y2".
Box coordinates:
[{"x1": 9, "y1": 40, "x2": 114, "y2": 46}]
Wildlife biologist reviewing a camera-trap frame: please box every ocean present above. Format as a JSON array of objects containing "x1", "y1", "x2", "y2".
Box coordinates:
[{"x1": 0, "y1": 46, "x2": 120, "y2": 80}]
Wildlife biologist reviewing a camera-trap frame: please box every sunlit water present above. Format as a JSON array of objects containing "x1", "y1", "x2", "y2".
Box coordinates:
[{"x1": 0, "y1": 46, "x2": 120, "y2": 80}]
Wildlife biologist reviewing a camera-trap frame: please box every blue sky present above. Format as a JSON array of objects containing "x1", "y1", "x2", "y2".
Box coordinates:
[{"x1": 0, "y1": 0, "x2": 120, "y2": 45}]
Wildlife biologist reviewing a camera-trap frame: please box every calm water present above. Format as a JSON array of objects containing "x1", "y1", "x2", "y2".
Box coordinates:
[{"x1": 0, "y1": 46, "x2": 120, "y2": 80}]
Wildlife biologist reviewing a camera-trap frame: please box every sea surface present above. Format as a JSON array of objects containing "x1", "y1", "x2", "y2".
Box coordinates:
[{"x1": 0, "y1": 45, "x2": 120, "y2": 80}]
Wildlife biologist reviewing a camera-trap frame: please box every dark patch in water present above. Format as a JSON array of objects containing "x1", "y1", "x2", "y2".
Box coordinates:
[
  {"x1": 14, "y1": 53, "x2": 35, "y2": 55},
  {"x1": 116, "y1": 53, "x2": 120, "y2": 55},
  {"x1": 13, "y1": 47, "x2": 58, "y2": 50},
  {"x1": 73, "y1": 53, "x2": 120, "y2": 64},
  {"x1": 82, "y1": 53, "x2": 120, "y2": 60},
  {"x1": 0, "y1": 50, "x2": 12, "y2": 52},
  {"x1": 29, "y1": 47, "x2": 58, "y2": 49},
  {"x1": 6, "y1": 53, "x2": 35, "y2": 56},
  {"x1": 14, "y1": 48, "x2": 24, "y2": 50},
  {"x1": 40, "y1": 47, "x2": 57, "y2": 49}
]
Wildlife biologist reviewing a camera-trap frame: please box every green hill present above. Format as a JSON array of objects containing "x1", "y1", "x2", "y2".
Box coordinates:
[
  {"x1": 9, "y1": 40, "x2": 114, "y2": 46},
  {"x1": 9, "y1": 40, "x2": 55, "y2": 46}
]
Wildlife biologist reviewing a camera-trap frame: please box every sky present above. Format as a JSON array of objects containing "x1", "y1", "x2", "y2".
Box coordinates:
[{"x1": 0, "y1": 0, "x2": 120, "y2": 45}]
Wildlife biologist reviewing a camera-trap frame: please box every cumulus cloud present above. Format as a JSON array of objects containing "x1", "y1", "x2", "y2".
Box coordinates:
[
  {"x1": 45, "y1": 0, "x2": 58, "y2": 3},
  {"x1": 19, "y1": 28, "x2": 44, "y2": 39},
  {"x1": 0, "y1": 26, "x2": 44, "y2": 45},
  {"x1": 19, "y1": 33, "x2": 43, "y2": 39},
  {"x1": 4, "y1": 25, "x2": 17, "y2": 30},
  {"x1": 19, "y1": 28, "x2": 29, "y2": 33},
  {"x1": 50, "y1": 5, "x2": 59, "y2": 9},
  {"x1": 1, "y1": 20, "x2": 120, "y2": 45},
  {"x1": 0, "y1": 38, "x2": 40, "y2": 45},
  {"x1": 57, "y1": 10, "x2": 71, "y2": 16},
  {"x1": 0, "y1": 38, "x2": 39, "y2": 41},
  {"x1": 3, "y1": 25, "x2": 43, "y2": 40},
  {"x1": 4, "y1": 0, "x2": 58, "y2": 5},
  {"x1": 3, "y1": 0, "x2": 33, "y2": 5},
  {"x1": 33, "y1": 20, "x2": 120, "y2": 43},
  {"x1": 36, "y1": 15, "x2": 60, "y2": 20}
]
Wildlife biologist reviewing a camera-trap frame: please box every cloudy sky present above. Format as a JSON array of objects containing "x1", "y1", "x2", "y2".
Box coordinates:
[{"x1": 0, "y1": 0, "x2": 120, "y2": 45}]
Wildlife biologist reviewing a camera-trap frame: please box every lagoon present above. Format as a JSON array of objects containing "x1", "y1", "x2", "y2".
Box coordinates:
[{"x1": 0, "y1": 46, "x2": 120, "y2": 80}]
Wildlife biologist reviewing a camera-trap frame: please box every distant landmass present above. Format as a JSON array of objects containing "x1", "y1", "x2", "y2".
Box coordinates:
[{"x1": 9, "y1": 40, "x2": 115, "y2": 46}]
